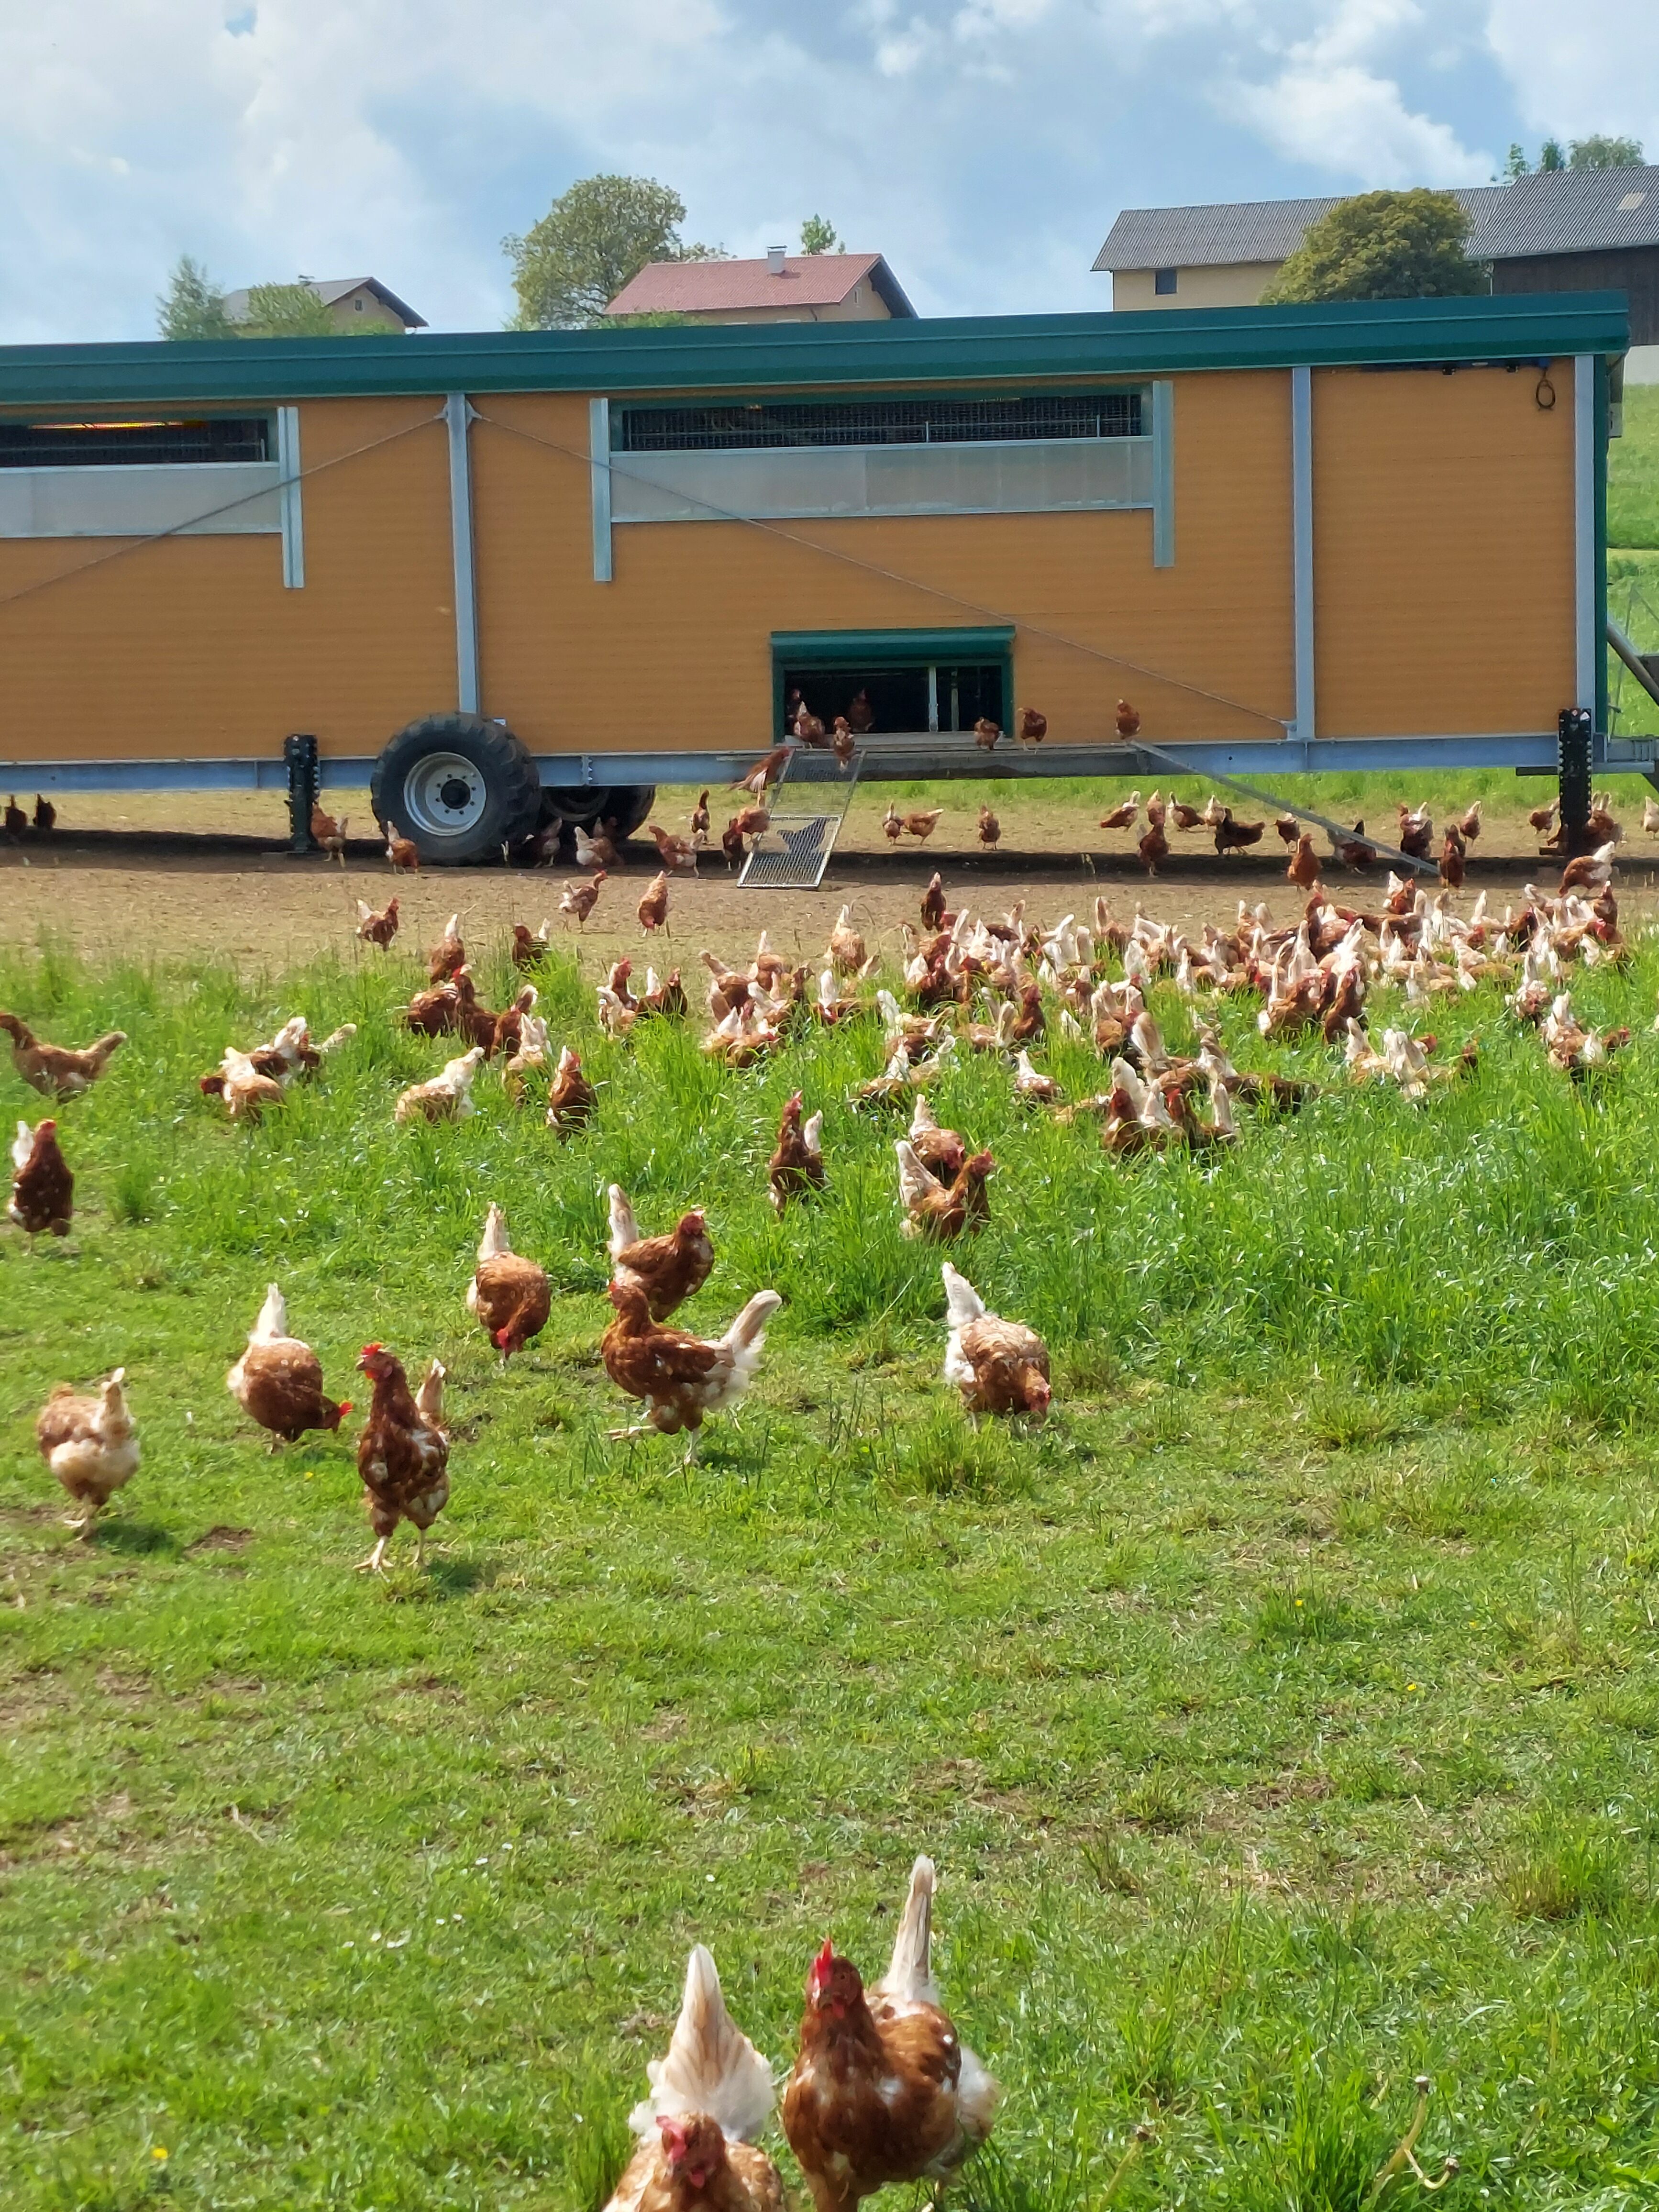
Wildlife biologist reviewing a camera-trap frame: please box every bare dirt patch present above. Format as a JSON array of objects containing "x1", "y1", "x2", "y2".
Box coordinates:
[{"x1": 7, "y1": 784, "x2": 1656, "y2": 968}]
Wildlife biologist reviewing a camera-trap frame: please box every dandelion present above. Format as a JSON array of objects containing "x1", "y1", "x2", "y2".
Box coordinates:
[{"x1": 152, "y1": 2146, "x2": 169, "y2": 2162}]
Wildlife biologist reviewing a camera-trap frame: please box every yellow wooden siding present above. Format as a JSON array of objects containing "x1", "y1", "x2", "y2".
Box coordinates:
[
  {"x1": 1311, "y1": 364, "x2": 1576, "y2": 738},
  {"x1": 468, "y1": 373, "x2": 1295, "y2": 752},
  {"x1": 0, "y1": 398, "x2": 454, "y2": 760}
]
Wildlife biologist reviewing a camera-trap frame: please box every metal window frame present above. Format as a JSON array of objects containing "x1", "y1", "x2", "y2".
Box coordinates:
[
  {"x1": 1290, "y1": 364, "x2": 1315, "y2": 743},
  {"x1": 1151, "y1": 378, "x2": 1174, "y2": 567},
  {"x1": 770, "y1": 625, "x2": 1016, "y2": 739},
  {"x1": 276, "y1": 404, "x2": 303, "y2": 589},
  {"x1": 590, "y1": 396, "x2": 612, "y2": 583},
  {"x1": 445, "y1": 392, "x2": 479, "y2": 714}
]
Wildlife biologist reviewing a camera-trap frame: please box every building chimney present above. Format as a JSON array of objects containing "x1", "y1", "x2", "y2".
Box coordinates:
[{"x1": 766, "y1": 245, "x2": 787, "y2": 276}]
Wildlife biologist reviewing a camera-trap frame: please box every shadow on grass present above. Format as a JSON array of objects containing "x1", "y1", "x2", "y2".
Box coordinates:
[{"x1": 89, "y1": 1518, "x2": 180, "y2": 1558}]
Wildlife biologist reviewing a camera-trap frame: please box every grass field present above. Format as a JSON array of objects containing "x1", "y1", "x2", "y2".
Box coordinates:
[
  {"x1": 5, "y1": 929, "x2": 1659, "y2": 2212},
  {"x1": 1610, "y1": 385, "x2": 1659, "y2": 553}
]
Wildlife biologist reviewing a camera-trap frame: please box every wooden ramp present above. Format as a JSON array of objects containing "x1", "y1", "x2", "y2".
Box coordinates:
[{"x1": 739, "y1": 746, "x2": 863, "y2": 890}]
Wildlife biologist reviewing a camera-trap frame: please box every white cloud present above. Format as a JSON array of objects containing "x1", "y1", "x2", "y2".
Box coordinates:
[
  {"x1": 1213, "y1": 0, "x2": 1493, "y2": 184},
  {"x1": 1482, "y1": 0, "x2": 1659, "y2": 153},
  {"x1": 0, "y1": 0, "x2": 1629, "y2": 343},
  {"x1": 1224, "y1": 61, "x2": 1493, "y2": 183}
]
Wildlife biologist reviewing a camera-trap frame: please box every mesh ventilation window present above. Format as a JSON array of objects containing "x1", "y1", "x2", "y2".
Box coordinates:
[
  {"x1": 619, "y1": 391, "x2": 1144, "y2": 453},
  {"x1": 0, "y1": 417, "x2": 272, "y2": 468}
]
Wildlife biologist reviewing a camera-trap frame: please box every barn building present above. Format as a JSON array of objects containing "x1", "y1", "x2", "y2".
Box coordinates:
[{"x1": 0, "y1": 290, "x2": 1638, "y2": 866}]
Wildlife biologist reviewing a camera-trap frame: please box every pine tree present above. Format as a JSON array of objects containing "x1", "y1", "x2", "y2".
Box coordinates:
[{"x1": 156, "y1": 255, "x2": 235, "y2": 341}]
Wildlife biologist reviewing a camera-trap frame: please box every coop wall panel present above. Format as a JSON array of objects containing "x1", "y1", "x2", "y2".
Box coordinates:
[
  {"x1": 0, "y1": 464, "x2": 282, "y2": 538},
  {"x1": 470, "y1": 373, "x2": 1294, "y2": 754},
  {"x1": 609, "y1": 437, "x2": 1153, "y2": 523},
  {"x1": 1310, "y1": 363, "x2": 1577, "y2": 739},
  {"x1": 0, "y1": 398, "x2": 454, "y2": 759}
]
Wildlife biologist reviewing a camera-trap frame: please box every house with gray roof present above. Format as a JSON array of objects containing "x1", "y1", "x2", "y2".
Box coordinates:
[
  {"x1": 1096, "y1": 167, "x2": 1659, "y2": 377},
  {"x1": 223, "y1": 277, "x2": 427, "y2": 333}
]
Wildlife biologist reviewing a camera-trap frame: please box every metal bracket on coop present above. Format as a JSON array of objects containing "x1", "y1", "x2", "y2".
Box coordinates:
[
  {"x1": 283, "y1": 732, "x2": 321, "y2": 855},
  {"x1": 739, "y1": 746, "x2": 864, "y2": 890},
  {"x1": 1556, "y1": 707, "x2": 1593, "y2": 854}
]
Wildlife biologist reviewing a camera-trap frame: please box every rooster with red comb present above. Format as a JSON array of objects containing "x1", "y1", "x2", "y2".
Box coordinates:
[
  {"x1": 783, "y1": 1856, "x2": 998, "y2": 2211},
  {"x1": 602, "y1": 1945, "x2": 781, "y2": 2211}
]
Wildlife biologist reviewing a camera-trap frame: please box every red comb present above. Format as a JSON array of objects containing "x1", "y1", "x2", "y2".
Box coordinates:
[{"x1": 360, "y1": 1342, "x2": 382, "y2": 1355}]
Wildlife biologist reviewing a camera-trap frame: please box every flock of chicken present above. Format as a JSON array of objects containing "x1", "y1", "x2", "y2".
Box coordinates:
[{"x1": 8, "y1": 792, "x2": 1640, "y2": 1577}]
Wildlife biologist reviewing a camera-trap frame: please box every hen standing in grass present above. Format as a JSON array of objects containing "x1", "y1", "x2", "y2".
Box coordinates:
[
  {"x1": 9, "y1": 1117, "x2": 73, "y2": 1237},
  {"x1": 354, "y1": 1345, "x2": 450, "y2": 1573},
  {"x1": 547, "y1": 1046, "x2": 597, "y2": 1136},
  {"x1": 783, "y1": 1855, "x2": 999, "y2": 2212},
  {"x1": 940, "y1": 1264, "x2": 1051, "y2": 1423},
  {"x1": 466, "y1": 1204, "x2": 551, "y2": 1366},
  {"x1": 604, "y1": 1945, "x2": 781, "y2": 2212},
  {"x1": 768, "y1": 1093, "x2": 826, "y2": 1215},
  {"x1": 608, "y1": 1185, "x2": 714, "y2": 1318},
  {"x1": 894, "y1": 1141, "x2": 993, "y2": 1240},
  {"x1": 0, "y1": 1014, "x2": 126, "y2": 1097},
  {"x1": 227, "y1": 1284, "x2": 352, "y2": 1447},
  {"x1": 601, "y1": 1283, "x2": 782, "y2": 1459},
  {"x1": 36, "y1": 1369, "x2": 140, "y2": 1538}
]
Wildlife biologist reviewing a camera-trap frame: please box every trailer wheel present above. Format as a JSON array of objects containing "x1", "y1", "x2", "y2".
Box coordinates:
[
  {"x1": 372, "y1": 715, "x2": 541, "y2": 865},
  {"x1": 542, "y1": 783, "x2": 657, "y2": 840}
]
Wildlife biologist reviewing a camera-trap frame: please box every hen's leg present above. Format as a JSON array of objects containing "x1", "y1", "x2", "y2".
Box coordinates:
[
  {"x1": 608, "y1": 1423, "x2": 653, "y2": 1441},
  {"x1": 354, "y1": 1534, "x2": 391, "y2": 1575}
]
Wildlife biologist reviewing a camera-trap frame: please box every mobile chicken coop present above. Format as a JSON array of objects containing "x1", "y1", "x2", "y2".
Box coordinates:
[{"x1": 0, "y1": 290, "x2": 1643, "y2": 867}]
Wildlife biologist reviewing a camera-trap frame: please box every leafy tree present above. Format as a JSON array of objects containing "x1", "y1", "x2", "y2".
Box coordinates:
[
  {"x1": 800, "y1": 215, "x2": 841, "y2": 255},
  {"x1": 157, "y1": 254, "x2": 235, "y2": 340},
  {"x1": 1504, "y1": 143, "x2": 1531, "y2": 180},
  {"x1": 1261, "y1": 188, "x2": 1485, "y2": 305},
  {"x1": 1570, "y1": 133, "x2": 1644, "y2": 169},
  {"x1": 1539, "y1": 137, "x2": 1566, "y2": 171},
  {"x1": 239, "y1": 283, "x2": 338, "y2": 338},
  {"x1": 503, "y1": 175, "x2": 720, "y2": 329}
]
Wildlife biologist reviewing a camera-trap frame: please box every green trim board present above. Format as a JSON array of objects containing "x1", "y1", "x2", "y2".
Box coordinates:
[{"x1": 0, "y1": 295, "x2": 1629, "y2": 412}]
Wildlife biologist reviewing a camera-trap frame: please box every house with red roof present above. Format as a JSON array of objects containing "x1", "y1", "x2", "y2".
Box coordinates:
[{"x1": 604, "y1": 247, "x2": 916, "y2": 325}]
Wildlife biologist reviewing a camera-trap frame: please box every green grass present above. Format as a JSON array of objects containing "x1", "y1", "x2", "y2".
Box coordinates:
[
  {"x1": 6, "y1": 935, "x2": 1659, "y2": 2207},
  {"x1": 1610, "y1": 383, "x2": 1659, "y2": 553}
]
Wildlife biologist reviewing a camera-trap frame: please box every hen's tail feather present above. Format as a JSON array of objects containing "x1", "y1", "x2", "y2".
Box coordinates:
[
  {"x1": 251, "y1": 1283, "x2": 288, "y2": 1342},
  {"x1": 876, "y1": 1854, "x2": 940, "y2": 2007},
  {"x1": 608, "y1": 1183, "x2": 640, "y2": 1260},
  {"x1": 941, "y1": 1265, "x2": 985, "y2": 1332},
  {"x1": 627, "y1": 1945, "x2": 774, "y2": 2143},
  {"x1": 413, "y1": 1359, "x2": 446, "y2": 1426},
  {"x1": 719, "y1": 1290, "x2": 783, "y2": 1359}
]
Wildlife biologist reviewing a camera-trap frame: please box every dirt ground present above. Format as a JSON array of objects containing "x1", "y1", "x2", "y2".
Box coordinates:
[{"x1": 4, "y1": 785, "x2": 1657, "y2": 970}]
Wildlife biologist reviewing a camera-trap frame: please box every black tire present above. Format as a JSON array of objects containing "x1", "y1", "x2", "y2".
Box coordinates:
[
  {"x1": 371, "y1": 714, "x2": 541, "y2": 866},
  {"x1": 542, "y1": 783, "x2": 657, "y2": 839}
]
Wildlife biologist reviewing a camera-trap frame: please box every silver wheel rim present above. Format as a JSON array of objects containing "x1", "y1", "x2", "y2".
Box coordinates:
[{"x1": 402, "y1": 752, "x2": 487, "y2": 839}]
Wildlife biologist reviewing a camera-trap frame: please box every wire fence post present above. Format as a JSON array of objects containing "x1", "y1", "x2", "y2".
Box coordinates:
[{"x1": 284, "y1": 732, "x2": 320, "y2": 855}]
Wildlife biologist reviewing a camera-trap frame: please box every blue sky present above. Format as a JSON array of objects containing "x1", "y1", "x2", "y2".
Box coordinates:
[{"x1": 0, "y1": 0, "x2": 1654, "y2": 342}]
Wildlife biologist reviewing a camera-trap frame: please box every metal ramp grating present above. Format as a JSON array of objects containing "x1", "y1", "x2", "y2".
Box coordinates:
[{"x1": 738, "y1": 746, "x2": 863, "y2": 889}]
